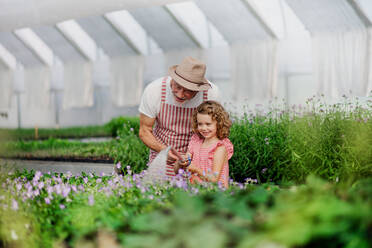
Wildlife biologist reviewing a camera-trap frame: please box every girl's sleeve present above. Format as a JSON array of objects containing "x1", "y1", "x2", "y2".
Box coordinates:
[
  {"x1": 209, "y1": 138, "x2": 234, "y2": 160},
  {"x1": 188, "y1": 133, "x2": 201, "y2": 155}
]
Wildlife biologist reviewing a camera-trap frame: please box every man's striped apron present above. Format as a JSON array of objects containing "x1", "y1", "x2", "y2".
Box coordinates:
[{"x1": 148, "y1": 76, "x2": 208, "y2": 177}]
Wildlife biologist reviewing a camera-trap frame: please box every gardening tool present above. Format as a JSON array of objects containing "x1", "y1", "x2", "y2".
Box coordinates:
[
  {"x1": 142, "y1": 146, "x2": 188, "y2": 185},
  {"x1": 142, "y1": 146, "x2": 172, "y2": 184}
]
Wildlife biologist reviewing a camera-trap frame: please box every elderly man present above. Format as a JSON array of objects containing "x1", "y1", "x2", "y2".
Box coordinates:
[{"x1": 138, "y1": 56, "x2": 219, "y2": 176}]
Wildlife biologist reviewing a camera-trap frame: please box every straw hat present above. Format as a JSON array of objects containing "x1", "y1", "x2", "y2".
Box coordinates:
[{"x1": 168, "y1": 56, "x2": 211, "y2": 91}]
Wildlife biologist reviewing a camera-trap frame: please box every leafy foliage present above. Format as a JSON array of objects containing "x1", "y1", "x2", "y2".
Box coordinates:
[
  {"x1": 0, "y1": 125, "x2": 109, "y2": 141},
  {"x1": 0, "y1": 169, "x2": 370, "y2": 248},
  {"x1": 2, "y1": 97, "x2": 372, "y2": 184},
  {"x1": 104, "y1": 116, "x2": 140, "y2": 137},
  {"x1": 229, "y1": 97, "x2": 372, "y2": 183},
  {"x1": 109, "y1": 127, "x2": 149, "y2": 174}
]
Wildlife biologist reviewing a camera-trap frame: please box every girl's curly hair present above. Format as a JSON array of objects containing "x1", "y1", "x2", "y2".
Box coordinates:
[{"x1": 192, "y1": 100, "x2": 232, "y2": 140}]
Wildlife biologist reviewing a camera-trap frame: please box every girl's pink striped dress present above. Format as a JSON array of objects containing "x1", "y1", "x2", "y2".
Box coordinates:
[{"x1": 188, "y1": 133, "x2": 234, "y2": 188}]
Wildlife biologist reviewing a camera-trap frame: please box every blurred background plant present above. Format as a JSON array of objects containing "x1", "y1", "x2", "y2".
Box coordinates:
[
  {"x1": 0, "y1": 126, "x2": 109, "y2": 141},
  {"x1": 230, "y1": 95, "x2": 372, "y2": 184},
  {"x1": 104, "y1": 116, "x2": 140, "y2": 137},
  {"x1": 1, "y1": 95, "x2": 371, "y2": 184}
]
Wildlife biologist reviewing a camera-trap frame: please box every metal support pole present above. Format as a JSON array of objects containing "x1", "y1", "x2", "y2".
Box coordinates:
[
  {"x1": 52, "y1": 89, "x2": 62, "y2": 128},
  {"x1": 206, "y1": 17, "x2": 212, "y2": 49},
  {"x1": 284, "y1": 73, "x2": 290, "y2": 108},
  {"x1": 146, "y1": 33, "x2": 152, "y2": 55},
  {"x1": 16, "y1": 91, "x2": 21, "y2": 129}
]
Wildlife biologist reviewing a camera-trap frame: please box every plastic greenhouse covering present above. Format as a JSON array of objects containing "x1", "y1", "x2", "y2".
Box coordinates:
[{"x1": 0, "y1": 0, "x2": 371, "y2": 128}]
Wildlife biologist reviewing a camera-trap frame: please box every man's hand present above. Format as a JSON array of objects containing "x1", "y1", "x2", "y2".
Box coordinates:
[
  {"x1": 166, "y1": 147, "x2": 183, "y2": 164},
  {"x1": 167, "y1": 149, "x2": 179, "y2": 164}
]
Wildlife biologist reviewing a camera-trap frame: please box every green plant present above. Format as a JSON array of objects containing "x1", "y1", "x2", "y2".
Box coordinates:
[
  {"x1": 0, "y1": 125, "x2": 109, "y2": 141},
  {"x1": 229, "y1": 113, "x2": 289, "y2": 183},
  {"x1": 109, "y1": 128, "x2": 149, "y2": 174},
  {"x1": 228, "y1": 97, "x2": 372, "y2": 184},
  {"x1": 104, "y1": 116, "x2": 140, "y2": 137}
]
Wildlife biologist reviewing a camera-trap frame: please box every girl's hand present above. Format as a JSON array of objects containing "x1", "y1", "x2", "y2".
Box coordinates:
[
  {"x1": 177, "y1": 157, "x2": 188, "y2": 168},
  {"x1": 186, "y1": 163, "x2": 198, "y2": 173},
  {"x1": 174, "y1": 156, "x2": 188, "y2": 174},
  {"x1": 175, "y1": 154, "x2": 192, "y2": 174}
]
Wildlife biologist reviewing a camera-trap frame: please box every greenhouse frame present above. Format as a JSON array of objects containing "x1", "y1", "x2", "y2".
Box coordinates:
[{"x1": 0, "y1": 0, "x2": 372, "y2": 128}]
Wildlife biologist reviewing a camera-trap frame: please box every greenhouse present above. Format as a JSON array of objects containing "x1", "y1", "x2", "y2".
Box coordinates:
[{"x1": 0, "y1": 0, "x2": 371, "y2": 247}]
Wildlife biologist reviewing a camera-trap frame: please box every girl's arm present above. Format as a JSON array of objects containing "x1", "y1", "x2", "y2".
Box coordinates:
[{"x1": 187, "y1": 146, "x2": 227, "y2": 183}]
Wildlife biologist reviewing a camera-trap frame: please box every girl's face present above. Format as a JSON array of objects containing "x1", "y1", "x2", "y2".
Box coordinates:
[{"x1": 196, "y1": 113, "x2": 217, "y2": 139}]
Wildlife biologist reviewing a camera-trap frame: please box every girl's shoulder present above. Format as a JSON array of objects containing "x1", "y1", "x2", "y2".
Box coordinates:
[{"x1": 211, "y1": 138, "x2": 234, "y2": 159}]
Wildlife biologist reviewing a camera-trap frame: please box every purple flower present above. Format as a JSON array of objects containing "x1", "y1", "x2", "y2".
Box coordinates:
[
  {"x1": 88, "y1": 195, "x2": 94, "y2": 206},
  {"x1": 59, "y1": 204, "x2": 65, "y2": 209},
  {"x1": 261, "y1": 168, "x2": 268, "y2": 174},
  {"x1": 11, "y1": 199, "x2": 18, "y2": 211},
  {"x1": 83, "y1": 177, "x2": 88, "y2": 184},
  {"x1": 16, "y1": 183, "x2": 22, "y2": 191},
  {"x1": 33, "y1": 189, "x2": 40, "y2": 196},
  {"x1": 71, "y1": 185, "x2": 77, "y2": 192},
  {"x1": 45, "y1": 198, "x2": 51, "y2": 205},
  {"x1": 26, "y1": 191, "x2": 33, "y2": 199},
  {"x1": 47, "y1": 186, "x2": 53, "y2": 194},
  {"x1": 175, "y1": 180, "x2": 184, "y2": 188},
  {"x1": 62, "y1": 187, "x2": 71, "y2": 198},
  {"x1": 33, "y1": 171, "x2": 43, "y2": 182},
  {"x1": 116, "y1": 162, "x2": 121, "y2": 169},
  {"x1": 38, "y1": 182, "x2": 44, "y2": 190},
  {"x1": 66, "y1": 171, "x2": 72, "y2": 179},
  {"x1": 96, "y1": 178, "x2": 102, "y2": 184},
  {"x1": 54, "y1": 185, "x2": 62, "y2": 195}
]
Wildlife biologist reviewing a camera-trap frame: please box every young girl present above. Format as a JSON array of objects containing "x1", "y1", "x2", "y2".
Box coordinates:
[{"x1": 175, "y1": 100, "x2": 233, "y2": 188}]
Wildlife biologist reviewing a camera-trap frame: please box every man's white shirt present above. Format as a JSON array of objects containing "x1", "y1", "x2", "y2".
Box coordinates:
[{"x1": 139, "y1": 77, "x2": 220, "y2": 118}]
